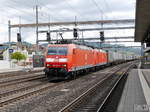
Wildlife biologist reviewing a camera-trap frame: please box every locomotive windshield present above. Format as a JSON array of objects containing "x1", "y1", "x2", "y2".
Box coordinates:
[{"x1": 47, "y1": 47, "x2": 68, "y2": 55}]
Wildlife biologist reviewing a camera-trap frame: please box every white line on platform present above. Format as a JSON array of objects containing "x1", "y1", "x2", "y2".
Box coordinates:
[{"x1": 138, "y1": 63, "x2": 150, "y2": 111}]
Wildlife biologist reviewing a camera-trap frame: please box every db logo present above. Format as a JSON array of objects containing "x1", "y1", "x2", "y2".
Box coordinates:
[{"x1": 54, "y1": 58, "x2": 59, "y2": 62}]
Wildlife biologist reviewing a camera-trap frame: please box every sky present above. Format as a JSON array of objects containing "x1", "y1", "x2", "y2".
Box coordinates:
[{"x1": 0, "y1": 0, "x2": 140, "y2": 46}]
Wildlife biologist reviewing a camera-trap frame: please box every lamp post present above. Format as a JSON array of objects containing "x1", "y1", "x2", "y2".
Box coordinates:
[{"x1": 8, "y1": 20, "x2": 11, "y2": 68}]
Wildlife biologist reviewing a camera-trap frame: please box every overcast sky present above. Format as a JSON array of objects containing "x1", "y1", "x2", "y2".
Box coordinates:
[{"x1": 0, "y1": 0, "x2": 140, "y2": 46}]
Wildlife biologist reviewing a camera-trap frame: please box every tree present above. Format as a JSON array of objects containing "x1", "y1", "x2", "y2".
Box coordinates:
[{"x1": 11, "y1": 52, "x2": 26, "y2": 62}]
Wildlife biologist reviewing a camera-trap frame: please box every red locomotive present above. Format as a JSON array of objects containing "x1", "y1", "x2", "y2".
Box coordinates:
[{"x1": 44, "y1": 44, "x2": 107, "y2": 80}]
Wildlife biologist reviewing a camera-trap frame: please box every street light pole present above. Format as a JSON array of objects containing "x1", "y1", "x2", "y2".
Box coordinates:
[
  {"x1": 8, "y1": 20, "x2": 11, "y2": 68},
  {"x1": 100, "y1": 10, "x2": 104, "y2": 49},
  {"x1": 36, "y1": 5, "x2": 39, "y2": 53},
  {"x1": 18, "y1": 16, "x2": 22, "y2": 51}
]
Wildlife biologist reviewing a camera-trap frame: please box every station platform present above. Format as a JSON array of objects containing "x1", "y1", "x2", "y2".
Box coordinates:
[
  {"x1": 117, "y1": 68, "x2": 150, "y2": 112},
  {"x1": 0, "y1": 60, "x2": 44, "y2": 73}
]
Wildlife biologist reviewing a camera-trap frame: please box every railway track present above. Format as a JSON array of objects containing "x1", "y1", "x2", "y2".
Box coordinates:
[
  {"x1": 96, "y1": 69, "x2": 131, "y2": 112},
  {"x1": 0, "y1": 70, "x2": 60, "y2": 108},
  {"x1": 0, "y1": 70, "x2": 43, "y2": 79},
  {"x1": 59, "y1": 62, "x2": 135, "y2": 112},
  {"x1": 0, "y1": 81, "x2": 48, "y2": 98},
  {"x1": 0, "y1": 74, "x2": 45, "y2": 88},
  {"x1": 0, "y1": 82, "x2": 61, "y2": 108}
]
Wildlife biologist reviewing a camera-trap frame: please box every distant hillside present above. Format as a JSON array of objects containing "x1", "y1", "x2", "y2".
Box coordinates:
[
  {"x1": 4, "y1": 41, "x2": 32, "y2": 48},
  {"x1": 74, "y1": 41, "x2": 141, "y2": 55}
]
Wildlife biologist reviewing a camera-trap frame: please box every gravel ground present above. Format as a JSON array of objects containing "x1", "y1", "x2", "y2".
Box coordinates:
[{"x1": 0, "y1": 64, "x2": 127, "y2": 112}]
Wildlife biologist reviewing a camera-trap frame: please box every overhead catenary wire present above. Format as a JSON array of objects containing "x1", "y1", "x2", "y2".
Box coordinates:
[
  {"x1": 1, "y1": 5, "x2": 35, "y2": 22},
  {"x1": 39, "y1": 7, "x2": 68, "y2": 22},
  {"x1": 103, "y1": 0, "x2": 134, "y2": 44},
  {"x1": 38, "y1": 0, "x2": 74, "y2": 22},
  {"x1": 37, "y1": 0, "x2": 86, "y2": 39},
  {"x1": 3, "y1": 0, "x2": 53, "y2": 23},
  {"x1": 32, "y1": 1, "x2": 75, "y2": 41},
  {"x1": 90, "y1": 0, "x2": 105, "y2": 20},
  {"x1": 101, "y1": 0, "x2": 118, "y2": 43},
  {"x1": 34, "y1": 4, "x2": 67, "y2": 41},
  {"x1": 4, "y1": 1, "x2": 35, "y2": 16},
  {"x1": 38, "y1": 8, "x2": 68, "y2": 31},
  {"x1": 64, "y1": 0, "x2": 78, "y2": 18},
  {"x1": 90, "y1": 0, "x2": 106, "y2": 48},
  {"x1": 39, "y1": 3, "x2": 86, "y2": 31}
]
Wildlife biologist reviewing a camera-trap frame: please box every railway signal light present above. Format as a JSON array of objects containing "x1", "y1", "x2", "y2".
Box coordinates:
[
  {"x1": 100, "y1": 31, "x2": 105, "y2": 42},
  {"x1": 73, "y1": 28, "x2": 78, "y2": 39},
  {"x1": 47, "y1": 32, "x2": 51, "y2": 41},
  {"x1": 17, "y1": 33, "x2": 21, "y2": 42}
]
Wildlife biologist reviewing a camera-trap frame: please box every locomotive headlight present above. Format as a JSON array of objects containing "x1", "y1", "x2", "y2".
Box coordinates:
[
  {"x1": 47, "y1": 64, "x2": 51, "y2": 67},
  {"x1": 59, "y1": 58, "x2": 68, "y2": 62},
  {"x1": 46, "y1": 58, "x2": 54, "y2": 62},
  {"x1": 62, "y1": 64, "x2": 67, "y2": 67}
]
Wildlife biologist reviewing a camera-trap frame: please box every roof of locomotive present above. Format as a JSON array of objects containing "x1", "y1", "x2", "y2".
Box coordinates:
[
  {"x1": 48, "y1": 44, "x2": 74, "y2": 47},
  {"x1": 47, "y1": 43, "x2": 106, "y2": 52},
  {"x1": 47, "y1": 43, "x2": 88, "y2": 48},
  {"x1": 93, "y1": 48, "x2": 106, "y2": 53}
]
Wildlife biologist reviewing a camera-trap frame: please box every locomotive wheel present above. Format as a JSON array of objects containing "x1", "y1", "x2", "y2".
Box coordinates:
[
  {"x1": 66, "y1": 72, "x2": 75, "y2": 80},
  {"x1": 66, "y1": 72, "x2": 72, "y2": 80},
  {"x1": 72, "y1": 71, "x2": 77, "y2": 79},
  {"x1": 45, "y1": 72, "x2": 49, "y2": 78},
  {"x1": 45, "y1": 72, "x2": 52, "y2": 81}
]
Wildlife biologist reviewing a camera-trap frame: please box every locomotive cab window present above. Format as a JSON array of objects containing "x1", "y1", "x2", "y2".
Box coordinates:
[{"x1": 47, "y1": 47, "x2": 68, "y2": 55}]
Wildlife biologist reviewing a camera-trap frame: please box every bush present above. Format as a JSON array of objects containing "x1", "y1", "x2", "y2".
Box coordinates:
[{"x1": 11, "y1": 52, "x2": 26, "y2": 62}]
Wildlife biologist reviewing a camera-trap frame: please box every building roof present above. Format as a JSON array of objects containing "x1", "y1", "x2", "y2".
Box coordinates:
[{"x1": 135, "y1": 0, "x2": 150, "y2": 42}]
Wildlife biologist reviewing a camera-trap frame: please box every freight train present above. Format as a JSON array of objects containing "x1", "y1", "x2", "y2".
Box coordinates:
[{"x1": 44, "y1": 44, "x2": 137, "y2": 80}]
